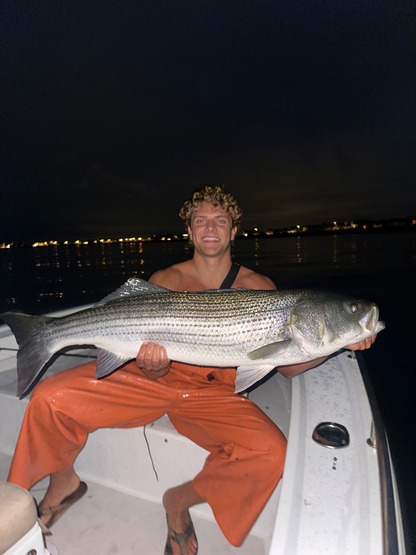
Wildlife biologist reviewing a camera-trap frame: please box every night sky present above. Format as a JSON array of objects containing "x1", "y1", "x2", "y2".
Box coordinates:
[{"x1": 1, "y1": 0, "x2": 415, "y2": 243}]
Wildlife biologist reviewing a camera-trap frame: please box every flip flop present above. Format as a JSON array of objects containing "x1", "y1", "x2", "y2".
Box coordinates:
[
  {"x1": 38, "y1": 481, "x2": 88, "y2": 528},
  {"x1": 165, "y1": 510, "x2": 198, "y2": 555}
]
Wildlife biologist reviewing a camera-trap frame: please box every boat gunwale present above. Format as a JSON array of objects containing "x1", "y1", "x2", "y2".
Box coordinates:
[{"x1": 356, "y1": 351, "x2": 406, "y2": 555}]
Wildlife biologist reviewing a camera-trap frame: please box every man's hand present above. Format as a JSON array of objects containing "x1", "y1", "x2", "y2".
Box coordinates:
[
  {"x1": 136, "y1": 341, "x2": 171, "y2": 380},
  {"x1": 345, "y1": 334, "x2": 377, "y2": 350}
]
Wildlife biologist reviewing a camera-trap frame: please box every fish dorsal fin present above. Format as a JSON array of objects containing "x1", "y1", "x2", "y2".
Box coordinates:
[
  {"x1": 247, "y1": 339, "x2": 292, "y2": 360},
  {"x1": 95, "y1": 278, "x2": 170, "y2": 306},
  {"x1": 95, "y1": 348, "x2": 132, "y2": 378}
]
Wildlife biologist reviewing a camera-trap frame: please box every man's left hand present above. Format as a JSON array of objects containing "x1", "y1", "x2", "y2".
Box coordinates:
[{"x1": 346, "y1": 334, "x2": 377, "y2": 351}]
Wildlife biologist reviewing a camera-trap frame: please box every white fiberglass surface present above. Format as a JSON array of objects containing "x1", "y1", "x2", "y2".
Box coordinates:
[{"x1": 269, "y1": 351, "x2": 383, "y2": 555}]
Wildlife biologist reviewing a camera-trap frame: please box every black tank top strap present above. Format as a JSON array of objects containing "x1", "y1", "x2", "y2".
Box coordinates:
[{"x1": 219, "y1": 262, "x2": 241, "y2": 289}]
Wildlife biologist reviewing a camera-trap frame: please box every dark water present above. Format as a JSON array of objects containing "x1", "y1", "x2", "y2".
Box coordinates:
[{"x1": 1, "y1": 233, "x2": 415, "y2": 550}]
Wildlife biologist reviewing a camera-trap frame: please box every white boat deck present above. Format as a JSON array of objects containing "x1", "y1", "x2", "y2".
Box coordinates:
[
  {"x1": 0, "y1": 451, "x2": 265, "y2": 555},
  {"x1": 0, "y1": 319, "x2": 405, "y2": 554}
]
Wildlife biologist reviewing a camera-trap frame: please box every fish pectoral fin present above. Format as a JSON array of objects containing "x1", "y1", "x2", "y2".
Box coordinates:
[
  {"x1": 95, "y1": 349, "x2": 132, "y2": 378},
  {"x1": 235, "y1": 364, "x2": 276, "y2": 393},
  {"x1": 247, "y1": 340, "x2": 292, "y2": 360}
]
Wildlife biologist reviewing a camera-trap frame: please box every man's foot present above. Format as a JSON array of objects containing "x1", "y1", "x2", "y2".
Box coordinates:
[
  {"x1": 38, "y1": 481, "x2": 88, "y2": 528},
  {"x1": 38, "y1": 469, "x2": 84, "y2": 527},
  {"x1": 165, "y1": 510, "x2": 197, "y2": 555},
  {"x1": 163, "y1": 484, "x2": 201, "y2": 555}
]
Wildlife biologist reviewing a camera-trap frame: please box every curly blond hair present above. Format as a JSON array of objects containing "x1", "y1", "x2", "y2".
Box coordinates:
[{"x1": 179, "y1": 185, "x2": 243, "y2": 229}]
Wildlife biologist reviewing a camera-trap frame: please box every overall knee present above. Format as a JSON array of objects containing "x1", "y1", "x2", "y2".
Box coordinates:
[
  {"x1": 30, "y1": 376, "x2": 55, "y2": 401},
  {"x1": 28, "y1": 376, "x2": 67, "y2": 416}
]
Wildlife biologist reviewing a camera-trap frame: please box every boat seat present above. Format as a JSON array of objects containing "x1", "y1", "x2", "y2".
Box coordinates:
[{"x1": 0, "y1": 481, "x2": 48, "y2": 555}]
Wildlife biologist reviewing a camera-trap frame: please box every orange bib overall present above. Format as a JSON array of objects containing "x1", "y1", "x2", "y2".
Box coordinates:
[{"x1": 8, "y1": 360, "x2": 286, "y2": 547}]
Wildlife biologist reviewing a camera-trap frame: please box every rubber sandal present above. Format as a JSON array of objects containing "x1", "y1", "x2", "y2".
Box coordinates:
[
  {"x1": 165, "y1": 510, "x2": 198, "y2": 555},
  {"x1": 38, "y1": 481, "x2": 88, "y2": 528}
]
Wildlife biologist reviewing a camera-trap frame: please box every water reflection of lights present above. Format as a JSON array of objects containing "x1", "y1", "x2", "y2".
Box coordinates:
[
  {"x1": 296, "y1": 236, "x2": 302, "y2": 264},
  {"x1": 333, "y1": 235, "x2": 338, "y2": 267}
]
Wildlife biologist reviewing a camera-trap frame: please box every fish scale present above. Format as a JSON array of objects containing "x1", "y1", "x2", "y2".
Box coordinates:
[
  {"x1": 51, "y1": 291, "x2": 290, "y2": 347},
  {"x1": 0, "y1": 278, "x2": 385, "y2": 398}
]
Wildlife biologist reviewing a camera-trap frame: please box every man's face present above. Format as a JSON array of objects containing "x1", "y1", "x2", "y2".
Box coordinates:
[{"x1": 188, "y1": 203, "x2": 237, "y2": 257}]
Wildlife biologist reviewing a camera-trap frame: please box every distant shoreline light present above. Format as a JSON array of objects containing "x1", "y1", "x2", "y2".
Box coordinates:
[{"x1": 1, "y1": 219, "x2": 415, "y2": 249}]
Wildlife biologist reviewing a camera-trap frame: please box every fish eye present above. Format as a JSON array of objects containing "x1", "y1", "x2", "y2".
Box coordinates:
[{"x1": 350, "y1": 304, "x2": 358, "y2": 313}]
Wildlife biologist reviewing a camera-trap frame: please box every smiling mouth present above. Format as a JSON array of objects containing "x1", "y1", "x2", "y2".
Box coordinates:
[{"x1": 202, "y1": 237, "x2": 220, "y2": 242}]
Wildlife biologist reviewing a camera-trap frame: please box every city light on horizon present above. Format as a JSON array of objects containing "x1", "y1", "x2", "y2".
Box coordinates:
[{"x1": 2, "y1": 216, "x2": 414, "y2": 249}]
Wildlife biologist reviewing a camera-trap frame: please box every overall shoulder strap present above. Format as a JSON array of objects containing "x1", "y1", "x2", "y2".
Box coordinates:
[{"x1": 219, "y1": 262, "x2": 241, "y2": 289}]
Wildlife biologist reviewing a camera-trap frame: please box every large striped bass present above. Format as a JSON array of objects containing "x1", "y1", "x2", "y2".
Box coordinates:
[{"x1": 1, "y1": 278, "x2": 385, "y2": 398}]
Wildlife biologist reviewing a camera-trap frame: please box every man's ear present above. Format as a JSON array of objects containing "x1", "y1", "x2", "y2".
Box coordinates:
[
  {"x1": 231, "y1": 226, "x2": 237, "y2": 240},
  {"x1": 188, "y1": 225, "x2": 193, "y2": 241}
]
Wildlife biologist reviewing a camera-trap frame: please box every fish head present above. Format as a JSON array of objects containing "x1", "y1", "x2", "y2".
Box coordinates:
[{"x1": 288, "y1": 293, "x2": 385, "y2": 357}]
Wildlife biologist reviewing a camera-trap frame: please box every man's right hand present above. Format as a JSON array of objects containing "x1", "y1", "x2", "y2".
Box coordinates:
[{"x1": 136, "y1": 342, "x2": 171, "y2": 379}]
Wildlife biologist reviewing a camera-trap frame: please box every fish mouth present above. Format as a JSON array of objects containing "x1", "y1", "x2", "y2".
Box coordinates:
[{"x1": 359, "y1": 304, "x2": 385, "y2": 334}]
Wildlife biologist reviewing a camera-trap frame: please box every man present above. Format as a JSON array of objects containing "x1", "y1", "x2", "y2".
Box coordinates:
[{"x1": 8, "y1": 185, "x2": 375, "y2": 555}]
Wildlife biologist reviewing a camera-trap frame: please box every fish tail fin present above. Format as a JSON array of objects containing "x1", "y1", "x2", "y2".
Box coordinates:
[{"x1": 1, "y1": 312, "x2": 55, "y2": 398}]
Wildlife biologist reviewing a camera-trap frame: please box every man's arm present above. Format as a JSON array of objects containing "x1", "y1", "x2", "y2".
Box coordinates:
[
  {"x1": 277, "y1": 357, "x2": 327, "y2": 378},
  {"x1": 277, "y1": 334, "x2": 377, "y2": 378},
  {"x1": 233, "y1": 267, "x2": 276, "y2": 290}
]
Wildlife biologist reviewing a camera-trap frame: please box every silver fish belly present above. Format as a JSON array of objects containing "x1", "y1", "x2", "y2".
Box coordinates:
[{"x1": 0, "y1": 278, "x2": 385, "y2": 398}]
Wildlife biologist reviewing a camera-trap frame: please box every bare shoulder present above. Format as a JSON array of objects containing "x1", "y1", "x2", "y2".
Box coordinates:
[
  {"x1": 233, "y1": 266, "x2": 276, "y2": 291},
  {"x1": 149, "y1": 260, "x2": 191, "y2": 291}
]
